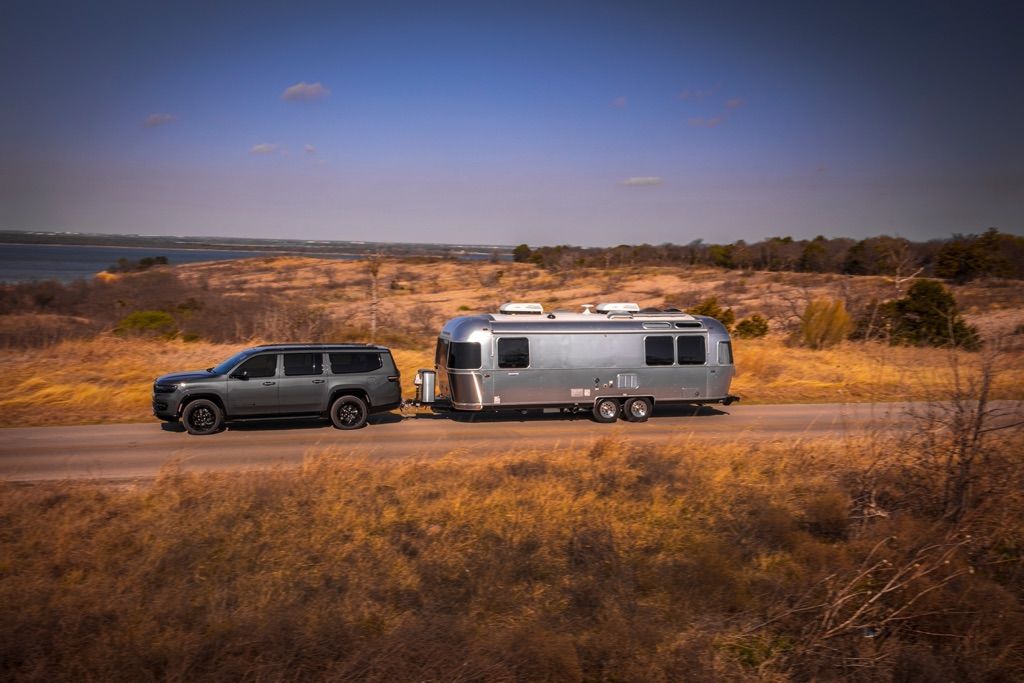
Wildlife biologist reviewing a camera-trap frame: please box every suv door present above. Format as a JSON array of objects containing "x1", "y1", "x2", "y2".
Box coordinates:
[
  {"x1": 227, "y1": 353, "x2": 280, "y2": 415},
  {"x1": 278, "y1": 352, "x2": 327, "y2": 413}
]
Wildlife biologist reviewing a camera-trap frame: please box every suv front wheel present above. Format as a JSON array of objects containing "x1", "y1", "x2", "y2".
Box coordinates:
[
  {"x1": 183, "y1": 399, "x2": 224, "y2": 435},
  {"x1": 330, "y1": 395, "x2": 368, "y2": 430}
]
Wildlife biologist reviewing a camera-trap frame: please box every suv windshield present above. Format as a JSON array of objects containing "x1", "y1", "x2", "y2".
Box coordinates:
[{"x1": 211, "y1": 350, "x2": 256, "y2": 375}]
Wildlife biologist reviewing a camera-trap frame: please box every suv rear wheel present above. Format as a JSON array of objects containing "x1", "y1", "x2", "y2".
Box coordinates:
[
  {"x1": 330, "y1": 395, "x2": 368, "y2": 430},
  {"x1": 183, "y1": 399, "x2": 224, "y2": 435}
]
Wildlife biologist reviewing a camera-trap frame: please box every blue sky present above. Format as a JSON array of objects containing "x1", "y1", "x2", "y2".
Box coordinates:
[{"x1": 1, "y1": 0, "x2": 1021, "y2": 246}]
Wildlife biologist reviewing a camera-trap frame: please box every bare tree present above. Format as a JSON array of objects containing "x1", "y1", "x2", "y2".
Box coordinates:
[{"x1": 366, "y1": 252, "x2": 382, "y2": 343}]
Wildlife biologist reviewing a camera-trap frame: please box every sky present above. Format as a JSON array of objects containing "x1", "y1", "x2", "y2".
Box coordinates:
[{"x1": 1, "y1": 0, "x2": 1021, "y2": 247}]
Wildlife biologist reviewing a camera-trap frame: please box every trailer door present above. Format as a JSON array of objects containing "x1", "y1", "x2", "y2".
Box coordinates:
[
  {"x1": 675, "y1": 335, "x2": 709, "y2": 399},
  {"x1": 493, "y1": 336, "x2": 531, "y2": 406}
]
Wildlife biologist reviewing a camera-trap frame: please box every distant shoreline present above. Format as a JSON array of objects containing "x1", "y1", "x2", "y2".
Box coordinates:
[{"x1": 0, "y1": 231, "x2": 513, "y2": 259}]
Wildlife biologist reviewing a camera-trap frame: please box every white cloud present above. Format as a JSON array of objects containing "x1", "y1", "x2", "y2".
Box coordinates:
[
  {"x1": 250, "y1": 143, "x2": 280, "y2": 154},
  {"x1": 687, "y1": 116, "x2": 723, "y2": 128},
  {"x1": 281, "y1": 81, "x2": 330, "y2": 102},
  {"x1": 621, "y1": 176, "x2": 663, "y2": 186},
  {"x1": 304, "y1": 144, "x2": 316, "y2": 155},
  {"x1": 144, "y1": 112, "x2": 176, "y2": 127},
  {"x1": 725, "y1": 97, "x2": 744, "y2": 109},
  {"x1": 610, "y1": 96, "x2": 627, "y2": 108}
]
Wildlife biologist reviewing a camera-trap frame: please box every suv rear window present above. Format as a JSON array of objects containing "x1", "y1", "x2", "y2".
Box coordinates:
[
  {"x1": 283, "y1": 352, "x2": 323, "y2": 376},
  {"x1": 330, "y1": 352, "x2": 382, "y2": 374}
]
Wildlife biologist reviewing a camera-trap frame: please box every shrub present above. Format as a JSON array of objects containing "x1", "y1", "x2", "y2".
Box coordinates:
[
  {"x1": 798, "y1": 299, "x2": 852, "y2": 349},
  {"x1": 106, "y1": 255, "x2": 169, "y2": 273},
  {"x1": 734, "y1": 314, "x2": 769, "y2": 339},
  {"x1": 856, "y1": 280, "x2": 980, "y2": 350},
  {"x1": 687, "y1": 297, "x2": 735, "y2": 331},
  {"x1": 114, "y1": 310, "x2": 177, "y2": 338}
]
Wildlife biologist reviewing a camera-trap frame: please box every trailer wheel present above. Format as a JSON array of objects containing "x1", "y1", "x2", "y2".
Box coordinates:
[
  {"x1": 623, "y1": 397, "x2": 652, "y2": 422},
  {"x1": 592, "y1": 397, "x2": 619, "y2": 423}
]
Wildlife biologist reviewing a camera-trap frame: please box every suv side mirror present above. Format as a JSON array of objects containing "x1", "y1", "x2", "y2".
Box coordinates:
[{"x1": 230, "y1": 370, "x2": 249, "y2": 380}]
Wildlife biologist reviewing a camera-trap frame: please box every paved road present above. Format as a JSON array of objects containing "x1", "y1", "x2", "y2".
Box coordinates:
[{"x1": 1, "y1": 402, "x2": 1018, "y2": 482}]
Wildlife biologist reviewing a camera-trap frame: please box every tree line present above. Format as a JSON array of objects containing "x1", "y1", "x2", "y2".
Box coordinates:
[{"x1": 513, "y1": 228, "x2": 1024, "y2": 283}]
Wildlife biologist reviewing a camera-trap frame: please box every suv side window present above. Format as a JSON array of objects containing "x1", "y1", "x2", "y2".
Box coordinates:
[
  {"x1": 330, "y1": 352, "x2": 382, "y2": 374},
  {"x1": 236, "y1": 354, "x2": 277, "y2": 378},
  {"x1": 283, "y1": 352, "x2": 323, "y2": 376}
]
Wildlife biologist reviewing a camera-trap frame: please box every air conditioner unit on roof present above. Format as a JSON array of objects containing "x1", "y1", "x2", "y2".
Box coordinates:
[
  {"x1": 595, "y1": 302, "x2": 640, "y2": 313},
  {"x1": 499, "y1": 302, "x2": 544, "y2": 314}
]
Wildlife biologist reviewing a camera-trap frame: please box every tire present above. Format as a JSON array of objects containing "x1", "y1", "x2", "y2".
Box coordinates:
[
  {"x1": 182, "y1": 399, "x2": 224, "y2": 435},
  {"x1": 330, "y1": 395, "x2": 368, "y2": 430},
  {"x1": 623, "y1": 397, "x2": 652, "y2": 422},
  {"x1": 592, "y1": 397, "x2": 620, "y2": 424}
]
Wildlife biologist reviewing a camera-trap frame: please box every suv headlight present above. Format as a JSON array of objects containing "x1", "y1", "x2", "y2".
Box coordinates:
[{"x1": 153, "y1": 383, "x2": 180, "y2": 394}]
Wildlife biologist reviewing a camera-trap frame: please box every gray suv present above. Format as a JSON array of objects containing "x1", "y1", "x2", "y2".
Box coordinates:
[{"x1": 152, "y1": 344, "x2": 402, "y2": 435}]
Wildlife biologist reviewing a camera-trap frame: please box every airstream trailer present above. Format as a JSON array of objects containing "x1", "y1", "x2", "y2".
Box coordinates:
[{"x1": 418, "y1": 303, "x2": 739, "y2": 422}]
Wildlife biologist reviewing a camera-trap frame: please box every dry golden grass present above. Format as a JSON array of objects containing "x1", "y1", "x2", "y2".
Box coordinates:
[
  {"x1": 0, "y1": 338, "x2": 433, "y2": 428},
  {"x1": 1, "y1": 257, "x2": 1021, "y2": 427},
  {"x1": 730, "y1": 337, "x2": 1024, "y2": 403},
  {"x1": 3, "y1": 432, "x2": 1022, "y2": 681},
  {"x1": 0, "y1": 335, "x2": 1020, "y2": 428},
  {"x1": 175, "y1": 256, "x2": 1024, "y2": 341}
]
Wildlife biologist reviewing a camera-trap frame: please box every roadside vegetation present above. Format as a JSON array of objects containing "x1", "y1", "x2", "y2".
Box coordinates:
[
  {"x1": 0, "y1": 254, "x2": 1021, "y2": 427},
  {"x1": 3, "y1": 392, "x2": 1022, "y2": 680}
]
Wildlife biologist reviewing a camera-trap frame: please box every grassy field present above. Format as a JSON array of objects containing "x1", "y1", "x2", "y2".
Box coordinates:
[
  {"x1": 2, "y1": 257, "x2": 1022, "y2": 427},
  {"x1": 1, "y1": 258, "x2": 1022, "y2": 681},
  {"x1": 0, "y1": 335, "x2": 1020, "y2": 428},
  {"x1": 3, "y1": 426, "x2": 1022, "y2": 681}
]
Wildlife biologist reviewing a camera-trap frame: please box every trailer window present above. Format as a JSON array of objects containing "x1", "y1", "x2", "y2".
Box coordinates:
[
  {"x1": 497, "y1": 337, "x2": 529, "y2": 368},
  {"x1": 329, "y1": 352, "x2": 381, "y2": 374},
  {"x1": 283, "y1": 352, "x2": 323, "y2": 376},
  {"x1": 677, "y1": 336, "x2": 706, "y2": 365},
  {"x1": 448, "y1": 341, "x2": 482, "y2": 369},
  {"x1": 435, "y1": 338, "x2": 449, "y2": 367},
  {"x1": 645, "y1": 336, "x2": 674, "y2": 366},
  {"x1": 718, "y1": 341, "x2": 733, "y2": 365}
]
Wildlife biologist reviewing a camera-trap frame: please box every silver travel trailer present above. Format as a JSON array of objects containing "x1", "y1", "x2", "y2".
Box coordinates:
[{"x1": 418, "y1": 302, "x2": 739, "y2": 422}]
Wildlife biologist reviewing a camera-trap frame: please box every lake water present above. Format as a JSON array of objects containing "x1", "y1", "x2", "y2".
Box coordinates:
[{"x1": 0, "y1": 243, "x2": 362, "y2": 283}]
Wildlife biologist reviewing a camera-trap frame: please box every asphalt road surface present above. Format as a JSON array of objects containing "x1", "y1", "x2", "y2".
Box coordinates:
[{"x1": 1, "y1": 402, "x2": 1019, "y2": 482}]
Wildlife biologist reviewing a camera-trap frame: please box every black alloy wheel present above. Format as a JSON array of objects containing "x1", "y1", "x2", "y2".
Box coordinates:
[
  {"x1": 183, "y1": 399, "x2": 224, "y2": 435},
  {"x1": 331, "y1": 395, "x2": 369, "y2": 430}
]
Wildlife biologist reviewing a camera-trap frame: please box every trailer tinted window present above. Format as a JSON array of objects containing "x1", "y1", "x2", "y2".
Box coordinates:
[
  {"x1": 498, "y1": 337, "x2": 529, "y2": 368},
  {"x1": 329, "y1": 352, "x2": 381, "y2": 374},
  {"x1": 283, "y1": 352, "x2": 323, "y2": 376},
  {"x1": 718, "y1": 341, "x2": 733, "y2": 365},
  {"x1": 236, "y1": 354, "x2": 277, "y2": 378},
  {"x1": 645, "y1": 336, "x2": 674, "y2": 366},
  {"x1": 435, "y1": 338, "x2": 449, "y2": 367},
  {"x1": 448, "y1": 342, "x2": 481, "y2": 369},
  {"x1": 677, "y1": 336, "x2": 706, "y2": 365}
]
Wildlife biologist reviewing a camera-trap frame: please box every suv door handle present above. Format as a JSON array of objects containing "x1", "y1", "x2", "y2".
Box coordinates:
[
  {"x1": 312, "y1": 379, "x2": 325, "y2": 384},
  {"x1": 262, "y1": 381, "x2": 276, "y2": 386}
]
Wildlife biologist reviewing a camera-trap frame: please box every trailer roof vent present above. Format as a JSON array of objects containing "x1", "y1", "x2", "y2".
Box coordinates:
[
  {"x1": 499, "y1": 302, "x2": 544, "y2": 314},
  {"x1": 595, "y1": 302, "x2": 640, "y2": 313}
]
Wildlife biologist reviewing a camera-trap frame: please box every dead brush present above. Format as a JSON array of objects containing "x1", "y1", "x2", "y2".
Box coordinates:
[{"x1": 2, "y1": 427, "x2": 1023, "y2": 681}]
